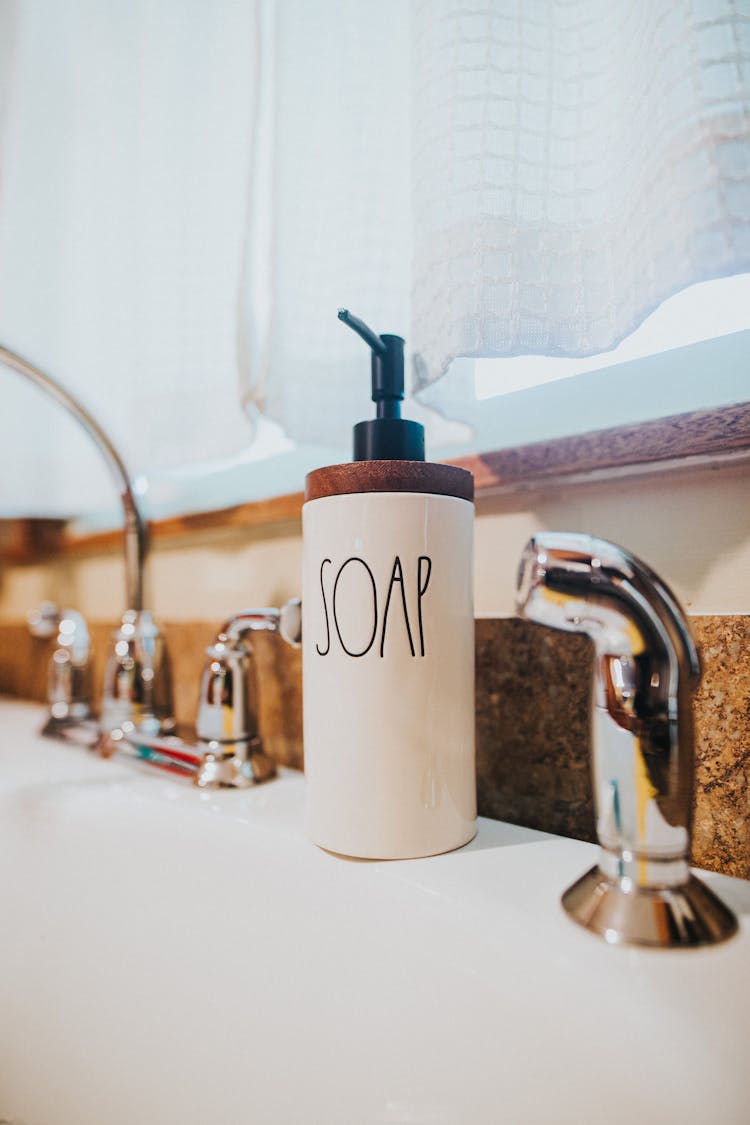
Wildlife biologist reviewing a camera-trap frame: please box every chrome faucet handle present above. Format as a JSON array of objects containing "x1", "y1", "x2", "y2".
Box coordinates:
[
  {"x1": 28, "y1": 604, "x2": 95, "y2": 734},
  {"x1": 27, "y1": 601, "x2": 63, "y2": 640},
  {"x1": 194, "y1": 599, "x2": 301, "y2": 789},
  {"x1": 215, "y1": 599, "x2": 302, "y2": 649},
  {"x1": 516, "y1": 532, "x2": 737, "y2": 948},
  {"x1": 97, "y1": 610, "x2": 176, "y2": 753}
]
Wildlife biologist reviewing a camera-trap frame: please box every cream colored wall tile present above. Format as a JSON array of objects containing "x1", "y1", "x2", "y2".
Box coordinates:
[
  {"x1": 147, "y1": 530, "x2": 304, "y2": 621},
  {"x1": 0, "y1": 560, "x2": 73, "y2": 619},
  {"x1": 1, "y1": 460, "x2": 749, "y2": 622},
  {"x1": 474, "y1": 459, "x2": 750, "y2": 616}
]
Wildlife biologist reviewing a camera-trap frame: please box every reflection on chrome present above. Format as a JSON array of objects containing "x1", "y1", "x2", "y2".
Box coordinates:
[{"x1": 517, "y1": 531, "x2": 737, "y2": 948}]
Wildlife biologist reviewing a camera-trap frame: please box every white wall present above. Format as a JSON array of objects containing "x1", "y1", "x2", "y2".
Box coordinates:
[
  {"x1": 1, "y1": 457, "x2": 748, "y2": 624},
  {"x1": 475, "y1": 457, "x2": 750, "y2": 617}
]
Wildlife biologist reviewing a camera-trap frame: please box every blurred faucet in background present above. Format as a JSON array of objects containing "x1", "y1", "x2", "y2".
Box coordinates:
[{"x1": 1, "y1": 344, "x2": 175, "y2": 745}]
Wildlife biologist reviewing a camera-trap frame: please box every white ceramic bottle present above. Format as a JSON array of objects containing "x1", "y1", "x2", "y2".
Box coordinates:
[{"x1": 302, "y1": 311, "x2": 476, "y2": 859}]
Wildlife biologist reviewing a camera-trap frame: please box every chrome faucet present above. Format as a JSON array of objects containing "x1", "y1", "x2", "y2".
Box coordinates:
[
  {"x1": 2, "y1": 344, "x2": 175, "y2": 743},
  {"x1": 516, "y1": 531, "x2": 737, "y2": 948},
  {"x1": 27, "y1": 602, "x2": 96, "y2": 739},
  {"x1": 121, "y1": 600, "x2": 302, "y2": 788},
  {"x1": 194, "y1": 600, "x2": 302, "y2": 788}
]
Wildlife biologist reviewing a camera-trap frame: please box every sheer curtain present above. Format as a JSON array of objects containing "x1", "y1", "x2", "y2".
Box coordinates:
[
  {"x1": 237, "y1": 0, "x2": 414, "y2": 450},
  {"x1": 411, "y1": 0, "x2": 750, "y2": 404},
  {"x1": 0, "y1": 0, "x2": 259, "y2": 514},
  {"x1": 244, "y1": 0, "x2": 749, "y2": 436},
  {"x1": 1, "y1": 1, "x2": 748, "y2": 516}
]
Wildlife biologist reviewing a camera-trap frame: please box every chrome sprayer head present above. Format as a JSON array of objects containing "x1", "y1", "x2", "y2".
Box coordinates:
[{"x1": 516, "y1": 532, "x2": 736, "y2": 948}]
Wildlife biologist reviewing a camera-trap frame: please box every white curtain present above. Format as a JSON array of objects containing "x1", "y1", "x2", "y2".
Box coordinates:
[
  {"x1": 1, "y1": 1, "x2": 749, "y2": 515},
  {"x1": 0, "y1": 0, "x2": 259, "y2": 514},
  {"x1": 237, "y1": 0, "x2": 414, "y2": 450},
  {"x1": 411, "y1": 0, "x2": 750, "y2": 404},
  {"x1": 243, "y1": 0, "x2": 750, "y2": 439}
]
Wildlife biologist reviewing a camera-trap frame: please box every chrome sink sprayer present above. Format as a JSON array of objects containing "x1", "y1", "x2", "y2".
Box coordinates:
[
  {"x1": 1, "y1": 344, "x2": 175, "y2": 743},
  {"x1": 516, "y1": 532, "x2": 737, "y2": 948}
]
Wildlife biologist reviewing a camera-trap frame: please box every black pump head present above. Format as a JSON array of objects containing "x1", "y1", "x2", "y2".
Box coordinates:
[{"x1": 338, "y1": 309, "x2": 425, "y2": 462}]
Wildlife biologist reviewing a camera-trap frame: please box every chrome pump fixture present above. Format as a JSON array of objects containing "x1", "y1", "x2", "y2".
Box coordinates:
[
  {"x1": 2, "y1": 345, "x2": 175, "y2": 743},
  {"x1": 516, "y1": 532, "x2": 737, "y2": 949}
]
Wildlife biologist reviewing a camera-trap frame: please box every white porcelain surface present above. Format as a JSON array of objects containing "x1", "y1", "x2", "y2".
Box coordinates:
[{"x1": 2, "y1": 699, "x2": 749, "y2": 1125}]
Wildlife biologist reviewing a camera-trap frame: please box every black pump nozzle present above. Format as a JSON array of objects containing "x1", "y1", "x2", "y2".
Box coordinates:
[
  {"x1": 338, "y1": 309, "x2": 425, "y2": 462},
  {"x1": 337, "y1": 309, "x2": 387, "y2": 356},
  {"x1": 338, "y1": 308, "x2": 403, "y2": 418}
]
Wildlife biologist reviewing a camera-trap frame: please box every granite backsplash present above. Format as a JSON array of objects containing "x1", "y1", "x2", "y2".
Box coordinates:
[{"x1": 1, "y1": 614, "x2": 747, "y2": 879}]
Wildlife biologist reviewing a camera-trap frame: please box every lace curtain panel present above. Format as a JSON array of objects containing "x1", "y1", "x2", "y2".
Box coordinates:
[
  {"x1": 1, "y1": 1, "x2": 748, "y2": 515},
  {"x1": 0, "y1": 0, "x2": 258, "y2": 514},
  {"x1": 243, "y1": 0, "x2": 750, "y2": 443},
  {"x1": 411, "y1": 0, "x2": 750, "y2": 403}
]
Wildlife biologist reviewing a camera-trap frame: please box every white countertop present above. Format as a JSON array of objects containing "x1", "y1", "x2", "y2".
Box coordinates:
[{"x1": 1, "y1": 699, "x2": 749, "y2": 1125}]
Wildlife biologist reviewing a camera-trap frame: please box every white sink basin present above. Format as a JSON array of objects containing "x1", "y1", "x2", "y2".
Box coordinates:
[{"x1": 2, "y1": 698, "x2": 749, "y2": 1125}]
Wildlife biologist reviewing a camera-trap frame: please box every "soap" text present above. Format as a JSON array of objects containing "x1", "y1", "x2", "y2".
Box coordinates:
[{"x1": 315, "y1": 555, "x2": 432, "y2": 658}]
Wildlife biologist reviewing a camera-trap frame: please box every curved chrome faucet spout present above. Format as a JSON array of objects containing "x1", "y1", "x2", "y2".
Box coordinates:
[
  {"x1": 1, "y1": 344, "x2": 147, "y2": 612},
  {"x1": 516, "y1": 531, "x2": 736, "y2": 948},
  {"x1": 216, "y1": 599, "x2": 302, "y2": 650},
  {"x1": 2, "y1": 345, "x2": 175, "y2": 742}
]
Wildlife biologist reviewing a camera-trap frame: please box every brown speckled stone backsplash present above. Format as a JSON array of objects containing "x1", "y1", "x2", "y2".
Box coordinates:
[
  {"x1": 475, "y1": 620, "x2": 596, "y2": 844},
  {"x1": 1, "y1": 615, "x2": 747, "y2": 879},
  {"x1": 476, "y1": 616, "x2": 750, "y2": 880}
]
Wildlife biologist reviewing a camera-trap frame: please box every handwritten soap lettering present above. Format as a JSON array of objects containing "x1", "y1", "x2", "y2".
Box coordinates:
[{"x1": 315, "y1": 555, "x2": 432, "y2": 658}]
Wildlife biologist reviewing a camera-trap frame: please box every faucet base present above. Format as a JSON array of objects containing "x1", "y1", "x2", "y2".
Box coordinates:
[
  {"x1": 194, "y1": 738, "x2": 277, "y2": 789},
  {"x1": 562, "y1": 865, "x2": 738, "y2": 948},
  {"x1": 41, "y1": 715, "x2": 100, "y2": 749}
]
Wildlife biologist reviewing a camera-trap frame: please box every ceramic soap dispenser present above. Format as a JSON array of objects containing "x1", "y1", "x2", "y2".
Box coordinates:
[{"x1": 302, "y1": 310, "x2": 476, "y2": 859}]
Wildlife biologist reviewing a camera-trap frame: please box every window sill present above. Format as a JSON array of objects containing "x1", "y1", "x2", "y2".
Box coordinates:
[{"x1": 2, "y1": 400, "x2": 748, "y2": 565}]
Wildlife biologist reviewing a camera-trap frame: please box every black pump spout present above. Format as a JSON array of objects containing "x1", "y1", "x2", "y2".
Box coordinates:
[
  {"x1": 338, "y1": 309, "x2": 405, "y2": 419},
  {"x1": 338, "y1": 309, "x2": 424, "y2": 461}
]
